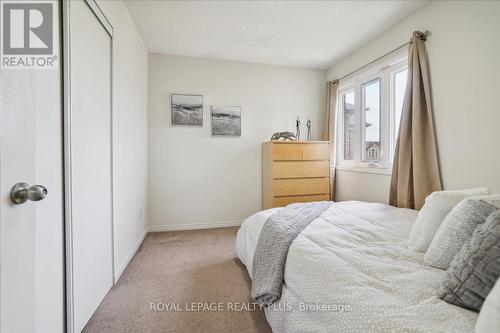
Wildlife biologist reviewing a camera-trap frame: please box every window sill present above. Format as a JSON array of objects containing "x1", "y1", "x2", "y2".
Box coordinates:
[{"x1": 335, "y1": 165, "x2": 392, "y2": 176}]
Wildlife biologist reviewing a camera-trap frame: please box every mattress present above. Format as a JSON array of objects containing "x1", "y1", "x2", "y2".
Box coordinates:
[{"x1": 235, "y1": 201, "x2": 478, "y2": 333}]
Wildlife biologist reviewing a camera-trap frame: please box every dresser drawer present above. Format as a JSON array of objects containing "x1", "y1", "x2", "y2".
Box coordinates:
[
  {"x1": 273, "y1": 178, "x2": 329, "y2": 196},
  {"x1": 273, "y1": 143, "x2": 329, "y2": 161},
  {"x1": 273, "y1": 160, "x2": 330, "y2": 179},
  {"x1": 273, "y1": 194, "x2": 330, "y2": 207}
]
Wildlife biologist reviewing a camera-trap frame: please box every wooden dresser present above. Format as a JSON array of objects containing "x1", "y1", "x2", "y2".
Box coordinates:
[{"x1": 262, "y1": 141, "x2": 331, "y2": 209}]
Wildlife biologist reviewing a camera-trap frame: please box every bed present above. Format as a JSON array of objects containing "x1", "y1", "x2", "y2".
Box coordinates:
[{"x1": 235, "y1": 201, "x2": 478, "y2": 333}]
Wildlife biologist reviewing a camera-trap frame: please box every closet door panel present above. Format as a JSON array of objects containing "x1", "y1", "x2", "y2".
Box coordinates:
[{"x1": 67, "y1": 1, "x2": 113, "y2": 332}]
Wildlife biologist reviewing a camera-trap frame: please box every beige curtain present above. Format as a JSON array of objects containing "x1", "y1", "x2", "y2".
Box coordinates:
[
  {"x1": 390, "y1": 31, "x2": 442, "y2": 210},
  {"x1": 324, "y1": 80, "x2": 339, "y2": 201}
]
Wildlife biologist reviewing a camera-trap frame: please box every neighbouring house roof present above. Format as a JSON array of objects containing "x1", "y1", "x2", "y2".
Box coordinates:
[{"x1": 366, "y1": 141, "x2": 380, "y2": 149}]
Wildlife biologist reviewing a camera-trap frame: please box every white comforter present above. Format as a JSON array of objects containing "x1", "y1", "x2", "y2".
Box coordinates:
[{"x1": 236, "y1": 201, "x2": 478, "y2": 333}]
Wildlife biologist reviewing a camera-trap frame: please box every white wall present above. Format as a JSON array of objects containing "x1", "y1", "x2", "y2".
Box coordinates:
[
  {"x1": 328, "y1": 0, "x2": 500, "y2": 203},
  {"x1": 97, "y1": 0, "x2": 149, "y2": 280},
  {"x1": 148, "y1": 54, "x2": 326, "y2": 229}
]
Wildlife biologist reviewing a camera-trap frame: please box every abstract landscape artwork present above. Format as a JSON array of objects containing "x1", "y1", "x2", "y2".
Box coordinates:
[
  {"x1": 211, "y1": 105, "x2": 241, "y2": 136},
  {"x1": 171, "y1": 94, "x2": 203, "y2": 126}
]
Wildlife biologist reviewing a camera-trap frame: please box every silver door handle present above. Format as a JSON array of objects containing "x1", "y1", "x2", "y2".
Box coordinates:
[{"x1": 10, "y1": 183, "x2": 48, "y2": 205}]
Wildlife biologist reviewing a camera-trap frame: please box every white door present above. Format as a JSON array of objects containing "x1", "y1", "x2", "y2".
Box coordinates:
[
  {"x1": 0, "y1": 1, "x2": 65, "y2": 333},
  {"x1": 64, "y1": 1, "x2": 114, "y2": 332}
]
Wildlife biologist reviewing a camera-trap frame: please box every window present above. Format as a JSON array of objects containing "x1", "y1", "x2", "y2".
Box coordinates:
[
  {"x1": 361, "y1": 78, "x2": 381, "y2": 162},
  {"x1": 342, "y1": 90, "x2": 355, "y2": 160},
  {"x1": 394, "y1": 69, "x2": 407, "y2": 135},
  {"x1": 337, "y1": 53, "x2": 407, "y2": 172}
]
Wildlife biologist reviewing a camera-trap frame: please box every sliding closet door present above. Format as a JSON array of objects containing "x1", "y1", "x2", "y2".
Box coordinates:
[{"x1": 65, "y1": 1, "x2": 114, "y2": 332}]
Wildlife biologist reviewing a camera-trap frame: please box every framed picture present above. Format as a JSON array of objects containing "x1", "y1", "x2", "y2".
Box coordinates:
[
  {"x1": 171, "y1": 94, "x2": 203, "y2": 126},
  {"x1": 211, "y1": 105, "x2": 241, "y2": 136}
]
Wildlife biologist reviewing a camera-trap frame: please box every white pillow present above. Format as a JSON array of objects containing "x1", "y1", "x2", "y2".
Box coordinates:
[
  {"x1": 470, "y1": 194, "x2": 500, "y2": 209},
  {"x1": 408, "y1": 188, "x2": 489, "y2": 252},
  {"x1": 424, "y1": 198, "x2": 498, "y2": 269},
  {"x1": 476, "y1": 277, "x2": 500, "y2": 333}
]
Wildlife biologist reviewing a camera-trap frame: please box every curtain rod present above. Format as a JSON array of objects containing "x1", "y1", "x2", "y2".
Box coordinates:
[{"x1": 335, "y1": 30, "x2": 430, "y2": 83}]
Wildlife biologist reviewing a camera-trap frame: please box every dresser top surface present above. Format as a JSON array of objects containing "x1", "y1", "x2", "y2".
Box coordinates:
[{"x1": 264, "y1": 141, "x2": 329, "y2": 145}]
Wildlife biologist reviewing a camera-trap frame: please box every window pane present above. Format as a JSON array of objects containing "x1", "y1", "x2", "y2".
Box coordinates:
[
  {"x1": 394, "y1": 69, "x2": 408, "y2": 139},
  {"x1": 362, "y1": 79, "x2": 380, "y2": 161},
  {"x1": 342, "y1": 91, "x2": 355, "y2": 160}
]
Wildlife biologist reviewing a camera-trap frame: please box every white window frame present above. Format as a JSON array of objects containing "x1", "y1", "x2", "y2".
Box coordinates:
[{"x1": 336, "y1": 51, "x2": 407, "y2": 174}]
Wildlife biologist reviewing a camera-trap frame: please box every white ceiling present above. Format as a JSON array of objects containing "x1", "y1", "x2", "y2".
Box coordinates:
[{"x1": 125, "y1": 0, "x2": 428, "y2": 69}]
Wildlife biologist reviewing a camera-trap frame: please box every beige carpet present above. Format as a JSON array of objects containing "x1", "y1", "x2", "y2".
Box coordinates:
[{"x1": 83, "y1": 227, "x2": 271, "y2": 333}]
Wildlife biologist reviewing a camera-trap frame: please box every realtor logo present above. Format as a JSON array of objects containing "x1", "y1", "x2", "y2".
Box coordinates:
[{"x1": 1, "y1": 1, "x2": 57, "y2": 69}]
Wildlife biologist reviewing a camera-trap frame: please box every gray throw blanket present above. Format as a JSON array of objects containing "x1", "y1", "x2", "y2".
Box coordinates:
[{"x1": 251, "y1": 201, "x2": 333, "y2": 306}]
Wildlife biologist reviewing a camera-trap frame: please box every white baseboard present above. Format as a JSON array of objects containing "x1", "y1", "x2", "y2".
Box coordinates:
[
  {"x1": 114, "y1": 229, "x2": 147, "y2": 282},
  {"x1": 147, "y1": 220, "x2": 242, "y2": 232}
]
